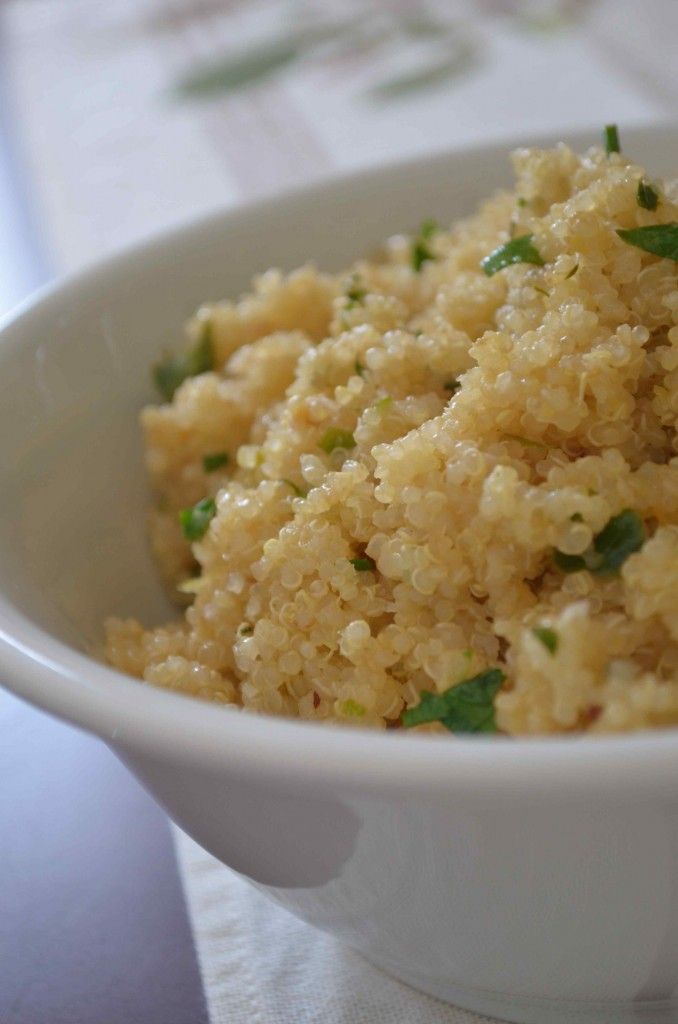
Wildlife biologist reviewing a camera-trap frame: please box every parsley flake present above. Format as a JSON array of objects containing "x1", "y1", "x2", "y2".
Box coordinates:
[
  {"x1": 554, "y1": 509, "x2": 645, "y2": 576},
  {"x1": 203, "y1": 451, "x2": 229, "y2": 472},
  {"x1": 319, "y1": 427, "x2": 356, "y2": 454},
  {"x1": 604, "y1": 124, "x2": 620, "y2": 155},
  {"x1": 345, "y1": 283, "x2": 367, "y2": 308},
  {"x1": 179, "y1": 497, "x2": 217, "y2": 541},
  {"x1": 481, "y1": 234, "x2": 544, "y2": 276},
  {"x1": 532, "y1": 627, "x2": 558, "y2": 654},
  {"x1": 402, "y1": 668, "x2": 505, "y2": 734},
  {"x1": 617, "y1": 224, "x2": 678, "y2": 262},
  {"x1": 637, "y1": 179, "x2": 659, "y2": 211},
  {"x1": 349, "y1": 555, "x2": 376, "y2": 572},
  {"x1": 342, "y1": 699, "x2": 366, "y2": 717},
  {"x1": 154, "y1": 321, "x2": 215, "y2": 401},
  {"x1": 411, "y1": 218, "x2": 439, "y2": 272}
]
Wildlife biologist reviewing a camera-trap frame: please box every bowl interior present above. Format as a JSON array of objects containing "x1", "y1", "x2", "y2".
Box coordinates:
[{"x1": 1, "y1": 125, "x2": 676, "y2": 656}]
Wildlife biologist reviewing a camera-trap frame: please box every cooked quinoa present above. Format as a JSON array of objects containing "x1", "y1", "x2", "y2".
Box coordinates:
[{"x1": 105, "y1": 135, "x2": 678, "y2": 736}]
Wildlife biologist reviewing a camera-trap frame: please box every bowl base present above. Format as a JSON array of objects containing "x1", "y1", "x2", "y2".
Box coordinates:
[{"x1": 364, "y1": 954, "x2": 677, "y2": 1024}]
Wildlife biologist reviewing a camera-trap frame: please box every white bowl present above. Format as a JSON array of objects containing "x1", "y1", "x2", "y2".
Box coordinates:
[{"x1": 2, "y1": 126, "x2": 678, "y2": 1024}]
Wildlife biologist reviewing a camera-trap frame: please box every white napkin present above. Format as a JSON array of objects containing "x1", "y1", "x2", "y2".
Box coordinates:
[{"x1": 174, "y1": 828, "x2": 498, "y2": 1024}]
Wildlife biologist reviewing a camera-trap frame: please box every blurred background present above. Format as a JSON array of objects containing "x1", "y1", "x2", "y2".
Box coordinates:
[{"x1": 2, "y1": 0, "x2": 677, "y2": 314}]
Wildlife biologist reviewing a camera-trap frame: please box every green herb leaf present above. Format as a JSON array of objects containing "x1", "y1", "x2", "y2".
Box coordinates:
[
  {"x1": 411, "y1": 219, "x2": 439, "y2": 272},
  {"x1": 411, "y1": 240, "x2": 434, "y2": 272},
  {"x1": 281, "y1": 478, "x2": 308, "y2": 498},
  {"x1": 532, "y1": 626, "x2": 558, "y2": 654},
  {"x1": 203, "y1": 451, "x2": 229, "y2": 472},
  {"x1": 419, "y1": 217, "x2": 438, "y2": 240},
  {"x1": 637, "y1": 179, "x2": 659, "y2": 211},
  {"x1": 179, "y1": 497, "x2": 217, "y2": 541},
  {"x1": 553, "y1": 549, "x2": 588, "y2": 573},
  {"x1": 554, "y1": 509, "x2": 645, "y2": 576},
  {"x1": 617, "y1": 223, "x2": 678, "y2": 262},
  {"x1": 516, "y1": 196, "x2": 528, "y2": 208},
  {"x1": 375, "y1": 395, "x2": 392, "y2": 413},
  {"x1": 349, "y1": 555, "x2": 376, "y2": 572},
  {"x1": 481, "y1": 234, "x2": 544, "y2": 276},
  {"x1": 319, "y1": 427, "x2": 356, "y2": 454},
  {"x1": 341, "y1": 699, "x2": 366, "y2": 717},
  {"x1": 345, "y1": 284, "x2": 367, "y2": 309},
  {"x1": 402, "y1": 668, "x2": 505, "y2": 734},
  {"x1": 154, "y1": 322, "x2": 215, "y2": 401},
  {"x1": 604, "y1": 124, "x2": 620, "y2": 155}
]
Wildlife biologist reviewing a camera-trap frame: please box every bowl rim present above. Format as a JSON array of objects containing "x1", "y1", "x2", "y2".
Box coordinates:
[{"x1": 2, "y1": 121, "x2": 678, "y2": 796}]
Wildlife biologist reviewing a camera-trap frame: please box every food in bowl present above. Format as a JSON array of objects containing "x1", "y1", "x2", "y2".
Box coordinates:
[{"x1": 105, "y1": 127, "x2": 678, "y2": 737}]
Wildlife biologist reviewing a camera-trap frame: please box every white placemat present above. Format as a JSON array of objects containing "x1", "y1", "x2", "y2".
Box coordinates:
[
  {"x1": 175, "y1": 827, "x2": 499, "y2": 1024},
  {"x1": 3, "y1": 1, "x2": 676, "y2": 1020},
  {"x1": 2, "y1": 0, "x2": 664, "y2": 273}
]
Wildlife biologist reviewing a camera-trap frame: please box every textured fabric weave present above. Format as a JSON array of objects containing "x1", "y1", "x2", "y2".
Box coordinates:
[{"x1": 175, "y1": 829, "x2": 498, "y2": 1024}]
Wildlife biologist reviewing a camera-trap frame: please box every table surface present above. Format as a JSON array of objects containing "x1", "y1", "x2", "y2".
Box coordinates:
[{"x1": 0, "y1": 42, "x2": 207, "y2": 1024}]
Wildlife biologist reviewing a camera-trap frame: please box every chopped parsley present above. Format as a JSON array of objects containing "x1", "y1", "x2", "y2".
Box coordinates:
[
  {"x1": 554, "y1": 509, "x2": 645, "y2": 576},
  {"x1": 411, "y1": 218, "x2": 439, "y2": 272},
  {"x1": 532, "y1": 627, "x2": 558, "y2": 654},
  {"x1": 617, "y1": 224, "x2": 678, "y2": 262},
  {"x1": 281, "y1": 478, "x2": 308, "y2": 497},
  {"x1": 604, "y1": 123, "x2": 620, "y2": 155},
  {"x1": 349, "y1": 555, "x2": 376, "y2": 572},
  {"x1": 345, "y1": 283, "x2": 367, "y2": 308},
  {"x1": 402, "y1": 668, "x2": 505, "y2": 734},
  {"x1": 565, "y1": 262, "x2": 579, "y2": 280},
  {"x1": 481, "y1": 234, "x2": 544, "y2": 276},
  {"x1": 154, "y1": 321, "x2": 215, "y2": 402},
  {"x1": 375, "y1": 395, "x2": 392, "y2": 413},
  {"x1": 637, "y1": 179, "x2": 659, "y2": 211},
  {"x1": 179, "y1": 497, "x2": 217, "y2": 541},
  {"x1": 342, "y1": 699, "x2": 366, "y2": 717},
  {"x1": 203, "y1": 451, "x2": 229, "y2": 472},
  {"x1": 516, "y1": 197, "x2": 528, "y2": 208},
  {"x1": 319, "y1": 427, "x2": 356, "y2": 454}
]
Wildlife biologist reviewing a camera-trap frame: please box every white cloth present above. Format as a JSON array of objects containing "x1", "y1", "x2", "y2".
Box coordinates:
[
  {"x1": 174, "y1": 828, "x2": 498, "y2": 1024},
  {"x1": 3, "y1": 1, "x2": 677, "y2": 1020}
]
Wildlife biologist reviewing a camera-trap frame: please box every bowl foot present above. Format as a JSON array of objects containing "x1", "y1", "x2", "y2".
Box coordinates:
[{"x1": 364, "y1": 954, "x2": 677, "y2": 1024}]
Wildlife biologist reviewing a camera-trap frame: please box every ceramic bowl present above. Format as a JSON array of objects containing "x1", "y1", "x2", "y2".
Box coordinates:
[{"x1": 2, "y1": 126, "x2": 678, "y2": 1024}]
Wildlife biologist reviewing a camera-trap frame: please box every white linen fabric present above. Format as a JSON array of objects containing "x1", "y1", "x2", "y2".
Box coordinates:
[{"x1": 175, "y1": 828, "x2": 499, "y2": 1024}]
